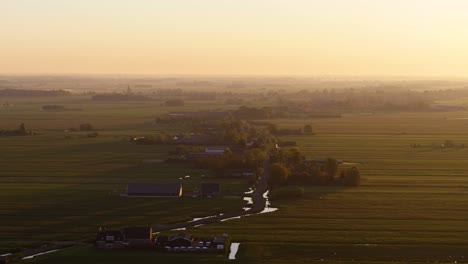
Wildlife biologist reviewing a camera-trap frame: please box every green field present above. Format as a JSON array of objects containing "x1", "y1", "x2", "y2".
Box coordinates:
[
  {"x1": 0, "y1": 97, "x2": 248, "y2": 252},
  {"x1": 2, "y1": 96, "x2": 468, "y2": 263}
]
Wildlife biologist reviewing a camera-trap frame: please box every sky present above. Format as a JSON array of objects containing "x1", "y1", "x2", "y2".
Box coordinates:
[{"x1": 1, "y1": 0, "x2": 468, "y2": 77}]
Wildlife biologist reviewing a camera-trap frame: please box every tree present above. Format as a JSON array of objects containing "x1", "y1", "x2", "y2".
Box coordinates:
[
  {"x1": 223, "y1": 128, "x2": 241, "y2": 144},
  {"x1": 18, "y1": 123, "x2": 27, "y2": 135},
  {"x1": 268, "y1": 163, "x2": 289, "y2": 186},
  {"x1": 267, "y1": 123, "x2": 278, "y2": 135},
  {"x1": 244, "y1": 148, "x2": 267, "y2": 168},
  {"x1": 443, "y1": 139, "x2": 454, "y2": 148},
  {"x1": 324, "y1": 158, "x2": 339, "y2": 179},
  {"x1": 341, "y1": 167, "x2": 361, "y2": 186},
  {"x1": 304, "y1": 124, "x2": 313, "y2": 134},
  {"x1": 285, "y1": 148, "x2": 303, "y2": 167}
]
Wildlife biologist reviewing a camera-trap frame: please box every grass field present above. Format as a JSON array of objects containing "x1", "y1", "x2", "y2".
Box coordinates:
[
  {"x1": 3, "y1": 96, "x2": 468, "y2": 263},
  {"x1": 0, "y1": 97, "x2": 248, "y2": 252},
  {"x1": 0, "y1": 133, "x2": 247, "y2": 250}
]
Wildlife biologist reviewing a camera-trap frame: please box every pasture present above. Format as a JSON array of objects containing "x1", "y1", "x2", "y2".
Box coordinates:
[
  {"x1": 193, "y1": 114, "x2": 468, "y2": 263},
  {"x1": 2, "y1": 95, "x2": 468, "y2": 263},
  {"x1": 0, "y1": 97, "x2": 247, "y2": 252}
]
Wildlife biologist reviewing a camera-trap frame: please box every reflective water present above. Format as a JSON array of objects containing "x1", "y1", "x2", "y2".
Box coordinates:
[
  {"x1": 228, "y1": 243, "x2": 240, "y2": 260},
  {"x1": 23, "y1": 249, "x2": 61, "y2": 260}
]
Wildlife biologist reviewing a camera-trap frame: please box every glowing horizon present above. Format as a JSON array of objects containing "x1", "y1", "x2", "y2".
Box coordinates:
[{"x1": 1, "y1": 0, "x2": 468, "y2": 77}]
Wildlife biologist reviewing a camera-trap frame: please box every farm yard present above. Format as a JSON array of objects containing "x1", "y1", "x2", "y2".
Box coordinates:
[{"x1": 2, "y1": 88, "x2": 468, "y2": 263}]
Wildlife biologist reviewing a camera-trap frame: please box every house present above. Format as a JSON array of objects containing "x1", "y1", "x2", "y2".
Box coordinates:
[
  {"x1": 168, "y1": 233, "x2": 193, "y2": 247},
  {"x1": 155, "y1": 235, "x2": 169, "y2": 246},
  {"x1": 200, "y1": 183, "x2": 221, "y2": 198},
  {"x1": 213, "y1": 234, "x2": 229, "y2": 251},
  {"x1": 123, "y1": 227, "x2": 153, "y2": 247},
  {"x1": 195, "y1": 237, "x2": 213, "y2": 248},
  {"x1": 126, "y1": 183, "x2": 182, "y2": 197},
  {"x1": 96, "y1": 230, "x2": 124, "y2": 249}
]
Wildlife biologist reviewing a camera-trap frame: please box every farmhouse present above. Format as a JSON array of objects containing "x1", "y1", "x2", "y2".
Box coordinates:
[
  {"x1": 123, "y1": 227, "x2": 153, "y2": 247},
  {"x1": 126, "y1": 183, "x2": 182, "y2": 197},
  {"x1": 200, "y1": 183, "x2": 221, "y2": 197},
  {"x1": 96, "y1": 230, "x2": 124, "y2": 249},
  {"x1": 168, "y1": 233, "x2": 193, "y2": 247},
  {"x1": 213, "y1": 235, "x2": 229, "y2": 250}
]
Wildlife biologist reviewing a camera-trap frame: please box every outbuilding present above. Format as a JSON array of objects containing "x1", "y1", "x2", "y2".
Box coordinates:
[{"x1": 96, "y1": 230, "x2": 124, "y2": 249}]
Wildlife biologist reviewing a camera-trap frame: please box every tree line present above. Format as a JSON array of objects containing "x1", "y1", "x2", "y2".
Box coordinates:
[
  {"x1": 0, "y1": 89, "x2": 70, "y2": 97},
  {"x1": 268, "y1": 148, "x2": 361, "y2": 187}
]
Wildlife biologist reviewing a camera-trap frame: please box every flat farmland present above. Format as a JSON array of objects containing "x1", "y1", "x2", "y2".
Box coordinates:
[
  {"x1": 0, "y1": 133, "x2": 246, "y2": 250},
  {"x1": 0, "y1": 96, "x2": 240, "y2": 130},
  {"x1": 3, "y1": 95, "x2": 468, "y2": 263},
  {"x1": 192, "y1": 114, "x2": 468, "y2": 263}
]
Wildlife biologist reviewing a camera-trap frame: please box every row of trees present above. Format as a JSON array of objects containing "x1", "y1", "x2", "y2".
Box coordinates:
[
  {"x1": 92, "y1": 93, "x2": 149, "y2": 101},
  {"x1": 193, "y1": 148, "x2": 267, "y2": 179},
  {"x1": 0, "y1": 89, "x2": 70, "y2": 97},
  {"x1": 267, "y1": 123, "x2": 313, "y2": 135},
  {"x1": 0, "y1": 123, "x2": 31, "y2": 136},
  {"x1": 267, "y1": 148, "x2": 360, "y2": 187}
]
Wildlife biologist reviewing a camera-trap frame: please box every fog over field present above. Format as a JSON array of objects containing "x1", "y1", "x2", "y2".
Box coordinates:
[{"x1": 1, "y1": 75, "x2": 468, "y2": 93}]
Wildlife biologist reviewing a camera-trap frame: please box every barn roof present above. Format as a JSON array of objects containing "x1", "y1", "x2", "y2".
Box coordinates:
[{"x1": 169, "y1": 233, "x2": 193, "y2": 241}]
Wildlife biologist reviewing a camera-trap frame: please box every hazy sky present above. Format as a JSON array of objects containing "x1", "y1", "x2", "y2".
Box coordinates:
[{"x1": 1, "y1": 0, "x2": 468, "y2": 77}]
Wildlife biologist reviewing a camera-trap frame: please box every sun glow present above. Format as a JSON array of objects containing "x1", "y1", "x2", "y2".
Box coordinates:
[{"x1": 1, "y1": 0, "x2": 468, "y2": 77}]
